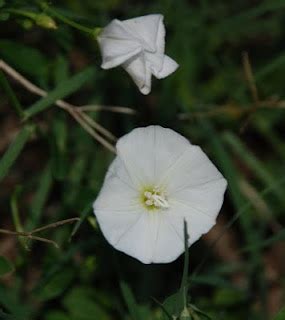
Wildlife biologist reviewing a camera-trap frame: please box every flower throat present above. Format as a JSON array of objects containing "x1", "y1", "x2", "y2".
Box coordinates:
[{"x1": 143, "y1": 186, "x2": 169, "y2": 210}]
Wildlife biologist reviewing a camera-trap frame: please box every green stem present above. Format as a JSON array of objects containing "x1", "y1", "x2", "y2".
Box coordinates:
[
  {"x1": 4, "y1": 8, "x2": 37, "y2": 20},
  {"x1": 180, "y1": 220, "x2": 190, "y2": 308},
  {"x1": 40, "y1": 3, "x2": 100, "y2": 37}
]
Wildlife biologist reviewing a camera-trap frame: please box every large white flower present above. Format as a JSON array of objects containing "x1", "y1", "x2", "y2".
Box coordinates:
[
  {"x1": 93, "y1": 126, "x2": 227, "y2": 264},
  {"x1": 97, "y1": 14, "x2": 179, "y2": 95}
]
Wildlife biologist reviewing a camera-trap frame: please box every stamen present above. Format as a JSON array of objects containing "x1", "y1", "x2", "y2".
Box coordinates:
[{"x1": 143, "y1": 187, "x2": 169, "y2": 209}]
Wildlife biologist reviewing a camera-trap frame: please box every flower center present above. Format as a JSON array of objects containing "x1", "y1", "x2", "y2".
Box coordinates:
[{"x1": 143, "y1": 186, "x2": 169, "y2": 210}]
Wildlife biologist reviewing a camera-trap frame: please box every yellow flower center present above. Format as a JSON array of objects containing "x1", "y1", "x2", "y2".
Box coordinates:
[{"x1": 142, "y1": 186, "x2": 169, "y2": 210}]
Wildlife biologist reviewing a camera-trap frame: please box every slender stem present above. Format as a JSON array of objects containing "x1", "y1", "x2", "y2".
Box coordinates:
[
  {"x1": 71, "y1": 110, "x2": 116, "y2": 153},
  {"x1": 181, "y1": 220, "x2": 189, "y2": 294},
  {"x1": 40, "y1": 3, "x2": 100, "y2": 36},
  {"x1": 78, "y1": 105, "x2": 136, "y2": 115},
  {"x1": 0, "y1": 218, "x2": 80, "y2": 249},
  {"x1": 4, "y1": 8, "x2": 37, "y2": 20},
  {"x1": 31, "y1": 217, "x2": 80, "y2": 234},
  {"x1": 79, "y1": 111, "x2": 117, "y2": 142},
  {"x1": 0, "y1": 229, "x2": 59, "y2": 248}
]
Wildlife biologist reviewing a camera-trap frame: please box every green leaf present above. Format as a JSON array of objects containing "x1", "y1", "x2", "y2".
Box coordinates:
[
  {"x1": 38, "y1": 268, "x2": 75, "y2": 301},
  {"x1": 0, "y1": 70, "x2": 24, "y2": 117},
  {"x1": 120, "y1": 281, "x2": 142, "y2": 320},
  {"x1": 163, "y1": 290, "x2": 184, "y2": 320},
  {"x1": 0, "y1": 12, "x2": 10, "y2": 21},
  {"x1": 24, "y1": 66, "x2": 95, "y2": 119},
  {"x1": 26, "y1": 164, "x2": 53, "y2": 231},
  {"x1": 0, "y1": 125, "x2": 34, "y2": 183},
  {"x1": 63, "y1": 287, "x2": 110, "y2": 320},
  {"x1": 273, "y1": 306, "x2": 285, "y2": 320},
  {"x1": 44, "y1": 311, "x2": 69, "y2": 320},
  {"x1": 0, "y1": 39, "x2": 49, "y2": 82},
  {"x1": 0, "y1": 256, "x2": 14, "y2": 276},
  {"x1": 223, "y1": 131, "x2": 285, "y2": 207},
  {"x1": 50, "y1": 114, "x2": 68, "y2": 180},
  {"x1": 69, "y1": 203, "x2": 92, "y2": 240}
]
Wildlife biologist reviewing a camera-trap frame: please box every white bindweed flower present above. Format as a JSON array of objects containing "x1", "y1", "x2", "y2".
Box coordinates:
[
  {"x1": 93, "y1": 126, "x2": 227, "y2": 264},
  {"x1": 97, "y1": 14, "x2": 179, "y2": 95}
]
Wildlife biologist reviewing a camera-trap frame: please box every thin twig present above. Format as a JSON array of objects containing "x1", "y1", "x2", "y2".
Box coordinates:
[
  {"x1": 0, "y1": 217, "x2": 80, "y2": 249},
  {"x1": 31, "y1": 217, "x2": 80, "y2": 234},
  {"x1": 0, "y1": 59, "x2": 118, "y2": 152},
  {"x1": 79, "y1": 112, "x2": 117, "y2": 142},
  {"x1": 78, "y1": 105, "x2": 136, "y2": 115},
  {"x1": 71, "y1": 110, "x2": 116, "y2": 153},
  {"x1": 0, "y1": 229, "x2": 59, "y2": 248}
]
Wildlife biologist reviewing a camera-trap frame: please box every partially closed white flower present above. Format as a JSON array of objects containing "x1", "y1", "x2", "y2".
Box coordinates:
[
  {"x1": 93, "y1": 126, "x2": 227, "y2": 264},
  {"x1": 97, "y1": 14, "x2": 179, "y2": 94}
]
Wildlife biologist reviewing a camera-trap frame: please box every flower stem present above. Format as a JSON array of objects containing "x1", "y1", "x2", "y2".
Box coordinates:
[{"x1": 39, "y1": 2, "x2": 101, "y2": 37}]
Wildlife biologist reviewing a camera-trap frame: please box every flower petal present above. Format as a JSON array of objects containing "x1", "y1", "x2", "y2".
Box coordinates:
[
  {"x1": 115, "y1": 212, "x2": 158, "y2": 264},
  {"x1": 153, "y1": 55, "x2": 179, "y2": 79},
  {"x1": 98, "y1": 19, "x2": 142, "y2": 69},
  {"x1": 93, "y1": 160, "x2": 144, "y2": 247},
  {"x1": 116, "y1": 126, "x2": 191, "y2": 188},
  {"x1": 172, "y1": 178, "x2": 227, "y2": 220},
  {"x1": 151, "y1": 213, "x2": 184, "y2": 263},
  {"x1": 167, "y1": 201, "x2": 216, "y2": 247},
  {"x1": 123, "y1": 55, "x2": 152, "y2": 94},
  {"x1": 123, "y1": 14, "x2": 164, "y2": 52},
  {"x1": 160, "y1": 145, "x2": 226, "y2": 193}
]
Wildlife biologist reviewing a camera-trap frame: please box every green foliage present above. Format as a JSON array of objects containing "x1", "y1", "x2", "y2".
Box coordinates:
[
  {"x1": 24, "y1": 66, "x2": 95, "y2": 119},
  {"x1": 0, "y1": 125, "x2": 34, "y2": 182},
  {"x1": 0, "y1": 256, "x2": 14, "y2": 276},
  {"x1": 273, "y1": 307, "x2": 285, "y2": 320},
  {"x1": 0, "y1": 0, "x2": 285, "y2": 319}
]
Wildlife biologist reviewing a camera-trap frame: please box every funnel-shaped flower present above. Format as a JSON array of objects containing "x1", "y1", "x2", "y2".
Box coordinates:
[
  {"x1": 93, "y1": 126, "x2": 227, "y2": 264},
  {"x1": 97, "y1": 14, "x2": 178, "y2": 94}
]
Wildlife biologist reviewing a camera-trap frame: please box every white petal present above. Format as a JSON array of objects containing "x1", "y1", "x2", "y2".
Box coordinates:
[
  {"x1": 123, "y1": 55, "x2": 152, "y2": 95},
  {"x1": 116, "y1": 126, "x2": 191, "y2": 188},
  {"x1": 151, "y1": 213, "x2": 184, "y2": 263},
  {"x1": 167, "y1": 201, "x2": 216, "y2": 247},
  {"x1": 115, "y1": 212, "x2": 157, "y2": 264},
  {"x1": 98, "y1": 19, "x2": 142, "y2": 69},
  {"x1": 123, "y1": 14, "x2": 164, "y2": 52},
  {"x1": 172, "y1": 179, "x2": 227, "y2": 220},
  {"x1": 93, "y1": 159, "x2": 143, "y2": 247},
  {"x1": 153, "y1": 55, "x2": 179, "y2": 79},
  {"x1": 160, "y1": 145, "x2": 226, "y2": 193}
]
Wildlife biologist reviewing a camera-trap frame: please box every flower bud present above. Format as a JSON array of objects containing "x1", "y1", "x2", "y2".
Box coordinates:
[{"x1": 35, "y1": 14, "x2": 57, "y2": 29}]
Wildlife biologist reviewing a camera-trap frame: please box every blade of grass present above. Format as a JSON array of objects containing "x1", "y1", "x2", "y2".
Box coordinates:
[
  {"x1": 0, "y1": 124, "x2": 34, "y2": 182},
  {"x1": 180, "y1": 220, "x2": 190, "y2": 310},
  {"x1": 69, "y1": 203, "x2": 92, "y2": 240},
  {"x1": 199, "y1": 120, "x2": 254, "y2": 245},
  {"x1": 10, "y1": 187, "x2": 28, "y2": 249},
  {"x1": 24, "y1": 67, "x2": 95, "y2": 119},
  {"x1": 0, "y1": 70, "x2": 24, "y2": 117},
  {"x1": 223, "y1": 131, "x2": 285, "y2": 207},
  {"x1": 25, "y1": 164, "x2": 53, "y2": 231},
  {"x1": 120, "y1": 281, "x2": 142, "y2": 320}
]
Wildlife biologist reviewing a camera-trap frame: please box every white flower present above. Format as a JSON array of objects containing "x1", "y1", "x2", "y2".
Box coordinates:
[
  {"x1": 93, "y1": 126, "x2": 227, "y2": 264},
  {"x1": 97, "y1": 14, "x2": 179, "y2": 95}
]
